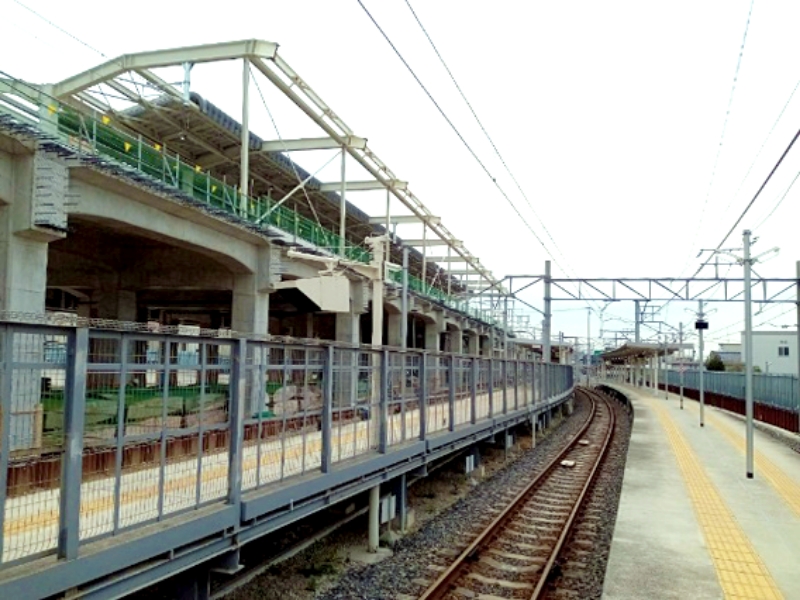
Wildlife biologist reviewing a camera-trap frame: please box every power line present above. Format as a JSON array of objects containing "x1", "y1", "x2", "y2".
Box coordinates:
[
  {"x1": 11, "y1": 0, "x2": 107, "y2": 58},
  {"x1": 356, "y1": 1, "x2": 606, "y2": 317},
  {"x1": 722, "y1": 75, "x2": 800, "y2": 221},
  {"x1": 401, "y1": 0, "x2": 575, "y2": 279},
  {"x1": 354, "y1": 3, "x2": 559, "y2": 263},
  {"x1": 752, "y1": 167, "x2": 800, "y2": 231},
  {"x1": 681, "y1": 0, "x2": 755, "y2": 276}
]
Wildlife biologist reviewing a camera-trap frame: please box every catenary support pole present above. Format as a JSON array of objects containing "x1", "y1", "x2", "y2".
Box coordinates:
[
  {"x1": 699, "y1": 300, "x2": 705, "y2": 428},
  {"x1": 743, "y1": 229, "x2": 754, "y2": 478},
  {"x1": 586, "y1": 307, "x2": 590, "y2": 385},
  {"x1": 679, "y1": 322, "x2": 684, "y2": 409},
  {"x1": 543, "y1": 261, "x2": 552, "y2": 364}
]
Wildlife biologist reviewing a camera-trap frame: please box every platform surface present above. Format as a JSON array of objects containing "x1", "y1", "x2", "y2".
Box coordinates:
[{"x1": 603, "y1": 383, "x2": 800, "y2": 600}]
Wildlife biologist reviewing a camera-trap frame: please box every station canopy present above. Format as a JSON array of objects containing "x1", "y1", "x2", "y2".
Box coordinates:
[{"x1": 600, "y1": 342, "x2": 693, "y2": 364}]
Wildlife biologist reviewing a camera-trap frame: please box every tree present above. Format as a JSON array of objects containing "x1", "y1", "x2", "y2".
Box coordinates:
[{"x1": 706, "y1": 352, "x2": 725, "y2": 371}]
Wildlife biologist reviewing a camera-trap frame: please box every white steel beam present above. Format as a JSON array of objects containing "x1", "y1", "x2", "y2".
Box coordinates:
[
  {"x1": 403, "y1": 239, "x2": 457, "y2": 247},
  {"x1": 425, "y1": 256, "x2": 467, "y2": 262},
  {"x1": 259, "y1": 136, "x2": 367, "y2": 152},
  {"x1": 54, "y1": 39, "x2": 279, "y2": 98},
  {"x1": 320, "y1": 180, "x2": 407, "y2": 192},
  {"x1": 368, "y1": 215, "x2": 439, "y2": 225}
]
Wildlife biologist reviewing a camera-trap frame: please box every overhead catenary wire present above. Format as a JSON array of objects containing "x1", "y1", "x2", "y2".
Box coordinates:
[
  {"x1": 401, "y1": 0, "x2": 577, "y2": 280},
  {"x1": 751, "y1": 167, "x2": 800, "y2": 232},
  {"x1": 11, "y1": 0, "x2": 108, "y2": 58},
  {"x1": 356, "y1": 0, "x2": 606, "y2": 320},
  {"x1": 681, "y1": 0, "x2": 755, "y2": 277},
  {"x1": 354, "y1": 3, "x2": 558, "y2": 265}
]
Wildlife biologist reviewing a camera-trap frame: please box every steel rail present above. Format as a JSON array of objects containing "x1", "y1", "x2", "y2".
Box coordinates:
[
  {"x1": 530, "y1": 388, "x2": 616, "y2": 598},
  {"x1": 418, "y1": 387, "x2": 603, "y2": 600}
]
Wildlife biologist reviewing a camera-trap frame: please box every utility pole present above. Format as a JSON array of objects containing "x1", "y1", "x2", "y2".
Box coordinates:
[
  {"x1": 634, "y1": 300, "x2": 641, "y2": 343},
  {"x1": 743, "y1": 230, "x2": 754, "y2": 479}
]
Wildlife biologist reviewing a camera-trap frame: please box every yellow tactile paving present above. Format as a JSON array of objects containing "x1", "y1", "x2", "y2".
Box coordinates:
[
  {"x1": 648, "y1": 397, "x2": 784, "y2": 600},
  {"x1": 699, "y1": 409, "x2": 800, "y2": 519}
]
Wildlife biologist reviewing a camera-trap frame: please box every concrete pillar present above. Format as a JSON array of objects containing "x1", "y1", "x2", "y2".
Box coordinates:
[
  {"x1": 0, "y1": 215, "x2": 49, "y2": 313},
  {"x1": 387, "y1": 311, "x2": 403, "y2": 347},
  {"x1": 448, "y1": 327, "x2": 463, "y2": 354},
  {"x1": 466, "y1": 331, "x2": 480, "y2": 356},
  {"x1": 232, "y1": 246, "x2": 273, "y2": 335},
  {"x1": 368, "y1": 484, "x2": 380, "y2": 553},
  {"x1": 395, "y1": 473, "x2": 408, "y2": 532},
  {"x1": 480, "y1": 335, "x2": 491, "y2": 356},
  {"x1": 424, "y1": 319, "x2": 440, "y2": 351},
  {"x1": 94, "y1": 274, "x2": 138, "y2": 321}
]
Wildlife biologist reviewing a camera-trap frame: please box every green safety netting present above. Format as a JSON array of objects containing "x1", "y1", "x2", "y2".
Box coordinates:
[{"x1": 54, "y1": 107, "x2": 491, "y2": 322}]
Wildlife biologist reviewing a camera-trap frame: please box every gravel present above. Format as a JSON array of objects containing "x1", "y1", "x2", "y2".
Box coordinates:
[{"x1": 312, "y1": 397, "x2": 593, "y2": 600}]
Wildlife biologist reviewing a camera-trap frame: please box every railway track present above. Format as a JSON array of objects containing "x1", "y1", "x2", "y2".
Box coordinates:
[{"x1": 417, "y1": 387, "x2": 615, "y2": 600}]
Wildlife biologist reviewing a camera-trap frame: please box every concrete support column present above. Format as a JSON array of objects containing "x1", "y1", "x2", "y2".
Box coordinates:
[
  {"x1": 0, "y1": 208, "x2": 49, "y2": 314},
  {"x1": 480, "y1": 335, "x2": 491, "y2": 356},
  {"x1": 368, "y1": 484, "x2": 380, "y2": 553},
  {"x1": 424, "y1": 320, "x2": 440, "y2": 352},
  {"x1": 386, "y1": 312, "x2": 403, "y2": 347},
  {"x1": 94, "y1": 274, "x2": 138, "y2": 321},
  {"x1": 466, "y1": 331, "x2": 479, "y2": 356},
  {"x1": 336, "y1": 306, "x2": 360, "y2": 407},
  {"x1": 396, "y1": 473, "x2": 408, "y2": 532},
  {"x1": 448, "y1": 327, "x2": 463, "y2": 354},
  {"x1": 232, "y1": 246, "x2": 273, "y2": 335}
]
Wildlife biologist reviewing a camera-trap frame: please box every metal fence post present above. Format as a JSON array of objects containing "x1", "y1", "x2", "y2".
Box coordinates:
[
  {"x1": 514, "y1": 360, "x2": 519, "y2": 410},
  {"x1": 59, "y1": 327, "x2": 88, "y2": 560},
  {"x1": 488, "y1": 358, "x2": 494, "y2": 417},
  {"x1": 0, "y1": 325, "x2": 13, "y2": 562},
  {"x1": 419, "y1": 353, "x2": 427, "y2": 441},
  {"x1": 448, "y1": 357, "x2": 456, "y2": 431},
  {"x1": 470, "y1": 357, "x2": 477, "y2": 424},
  {"x1": 322, "y1": 345, "x2": 334, "y2": 472},
  {"x1": 227, "y1": 338, "x2": 246, "y2": 507},
  {"x1": 379, "y1": 350, "x2": 389, "y2": 453},
  {"x1": 502, "y1": 358, "x2": 508, "y2": 414}
]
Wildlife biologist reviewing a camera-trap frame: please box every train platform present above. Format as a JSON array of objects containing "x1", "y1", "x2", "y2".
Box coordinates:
[{"x1": 602, "y1": 383, "x2": 800, "y2": 600}]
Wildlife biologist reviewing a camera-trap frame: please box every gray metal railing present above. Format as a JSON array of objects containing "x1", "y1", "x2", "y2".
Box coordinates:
[{"x1": 0, "y1": 321, "x2": 573, "y2": 567}]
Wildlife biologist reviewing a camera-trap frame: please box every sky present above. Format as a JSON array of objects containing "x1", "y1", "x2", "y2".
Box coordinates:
[{"x1": 4, "y1": 0, "x2": 800, "y2": 354}]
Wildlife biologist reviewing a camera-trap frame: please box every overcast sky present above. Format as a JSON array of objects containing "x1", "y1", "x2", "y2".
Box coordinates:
[{"x1": 4, "y1": 0, "x2": 800, "y2": 351}]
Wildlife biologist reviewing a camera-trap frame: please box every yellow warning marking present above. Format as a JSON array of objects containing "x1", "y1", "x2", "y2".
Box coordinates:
[
  {"x1": 101, "y1": 115, "x2": 110, "y2": 125},
  {"x1": 195, "y1": 164, "x2": 202, "y2": 173},
  {"x1": 649, "y1": 398, "x2": 784, "y2": 600},
  {"x1": 47, "y1": 104, "x2": 57, "y2": 115},
  {"x1": 123, "y1": 141, "x2": 132, "y2": 152},
  {"x1": 702, "y1": 410, "x2": 800, "y2": 518},
  {"x1": 153, "y1": 143, "x2": 161, "y2": 151},
  {"x1": 3, "y1": 428, "x2": 367, "y2": 537}
]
